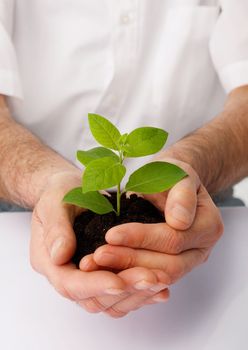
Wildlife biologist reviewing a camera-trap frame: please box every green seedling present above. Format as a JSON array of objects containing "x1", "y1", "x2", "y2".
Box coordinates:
[{"x1": 63, "y1": 114, "x2": 187, "y2": 216}]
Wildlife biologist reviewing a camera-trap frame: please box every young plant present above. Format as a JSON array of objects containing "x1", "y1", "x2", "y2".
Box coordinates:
[{"x1": 63, "y1": 114, "x2": 187, "y2": 215}]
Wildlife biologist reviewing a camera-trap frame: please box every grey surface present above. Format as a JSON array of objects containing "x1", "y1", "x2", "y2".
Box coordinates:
[
  {"x1": 0, "y1": 201, "x2": 29, "y2": 212},
  {"x1": 0, "y1": 208, "x2": 248, "y2": 350}
]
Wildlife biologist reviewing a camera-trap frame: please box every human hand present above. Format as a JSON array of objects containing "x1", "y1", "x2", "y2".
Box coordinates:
[
  {"x1": 30, "y1": 171, "x2": 170, "y2": 318},
  {"x1": 87, "y1": 160, "x2": 224, "y2": 284}
]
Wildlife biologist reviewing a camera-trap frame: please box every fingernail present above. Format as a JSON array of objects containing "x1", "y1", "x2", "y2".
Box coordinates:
[
  {"x1": 80, "y1": 257, "x2": 92, "y2": 270},
  {"x1": 50, "y1": 237, "x2": 65, "y2": 260},
  {"x1": 152, "y1": 295, "x2": 168, "y2": 303},
  {"x1": 134, "y1": 280, "x2": 154, "y2": 290},
  {"x1": 106, "y1": 230, "x2": 124, "y2": 244},
  {"x1": 149, "y1": 283, "x2": 169, "y2": 293},
  {"x1": 105, "y1": 288, "x2": 126, "y2": 296},
  {"x1": 171, "y1": 204, "x2": 191, "y2": 225}
]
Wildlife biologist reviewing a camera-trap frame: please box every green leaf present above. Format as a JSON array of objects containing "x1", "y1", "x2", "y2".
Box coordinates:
[
  {"x1": 77, "y1": 147, "x2": 119, "y2": 167},
  {"x1": 82, "y1": 157, "x2": 126, "y2": 192},
  {"x1": 88, "y1": 113, "x2": 121, "y2": 150},
  {"x1": 63, "y1": 188, "x2": 114, "y2": 214},
  {"x1": 124, "y1": 127, "x2": 168, "y2": 157},
  {"x1": 125, "y1": 161, "x2": 187, "y2": 194}
]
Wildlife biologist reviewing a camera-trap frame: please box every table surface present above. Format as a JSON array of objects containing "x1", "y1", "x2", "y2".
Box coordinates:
[{"x1": 1, "y1": 208, "x2": 248, "y2": 350}]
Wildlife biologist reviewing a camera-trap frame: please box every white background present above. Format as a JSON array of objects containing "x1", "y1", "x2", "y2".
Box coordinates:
[{"x1": 0, "y1": 208, "x2": 248, "y2": 350}]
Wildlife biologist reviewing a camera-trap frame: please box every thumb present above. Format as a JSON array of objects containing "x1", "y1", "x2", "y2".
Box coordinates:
[
  {"x1": 45, "y1": 214, "x2": 77, "y2": 265},
  {"x1": 33, "y1": 197, "x2": 77, "y2": 266},
  {"x1": 165, "y1": 175, "x2": 199, "y2": 230}
]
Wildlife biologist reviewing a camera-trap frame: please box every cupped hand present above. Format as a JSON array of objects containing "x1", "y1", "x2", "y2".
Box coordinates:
[
  {"x1": 30, "y1": 171, "x2": 170, "y2": 318},
  {"x1": 87, "y1": 160, "x2": 224, "y2": 284}
]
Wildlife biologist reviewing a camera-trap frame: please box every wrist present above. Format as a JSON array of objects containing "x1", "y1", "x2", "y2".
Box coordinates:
[
  {"x1": 31, "y1": 167, "x2": 82, "y2": 208},
  {"x1": 153, "y1": 152, "x2": 201, "y2": 190},
  {"x1": 34, "y1": 169, "x2": 83, "y2": 221}
]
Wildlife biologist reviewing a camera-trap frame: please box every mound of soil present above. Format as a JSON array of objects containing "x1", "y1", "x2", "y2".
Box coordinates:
[{"x1": 72, "y1": 193, "x2": 165, "y2": 266}]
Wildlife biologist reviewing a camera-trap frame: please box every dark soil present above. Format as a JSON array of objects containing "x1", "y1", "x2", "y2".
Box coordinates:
[{"x1": 72, "y1": 193, "x2": 165, "y2": 266}]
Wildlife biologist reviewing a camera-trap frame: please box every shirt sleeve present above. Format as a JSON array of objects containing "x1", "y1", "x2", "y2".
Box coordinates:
[
  {"x1": 0, "y1": 0, "x2": 22, "y2": 99},
  {"x1": 209, "y1": 0, "x2": 248, "y2": 94}
]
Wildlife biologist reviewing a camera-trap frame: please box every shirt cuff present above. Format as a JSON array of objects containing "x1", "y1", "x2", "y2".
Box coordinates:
[{"x1": 218, "y1": 60, "x2": 248, "y2": 94}]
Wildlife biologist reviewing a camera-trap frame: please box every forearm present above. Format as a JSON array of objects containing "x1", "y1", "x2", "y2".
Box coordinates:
[
  {"x1": 161, "y1": 86, "x2": 248, "y2": 195},
  {"x1": 0, "y1": 96, "x2": 80, "y2": 208}
]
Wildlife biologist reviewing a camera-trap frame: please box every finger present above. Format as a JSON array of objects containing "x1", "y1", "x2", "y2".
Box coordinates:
[
  {"x1": 34, "y1": 173, "x2": 85, "y2": 265},
  {"x1": 164, "y1": 176, "x2": 199, "y2": 230},
  {"x1": 144, "y1": 289, "x2": 170, "y2": 305},
  {"x1": 78, "y1": 268, "x2": 169, "y2": 317},
  {"x1": 105, "y1": 222, "x2": 185, "y2": 254},
  {"x1": 33, "y1": 203, "x2": 77, "y2": 265},
  {"x1": 106, "y1": 187, "x2": 223, "y2": 254},
  {"x1": 31, "y1": 215, "x2": 126, "y2": 301},
  {"x1": 187, "y1": 185, "x2": 224, "y2": 247},
  {"x1": 104, "y1": 286, "x2": 169, "y2": 317},
  {"x1": 144, "y1": 159, "x2": 201, "y2": 230},
  {"x1": 50, "y1": 265, "x2": 128, "y2": 301},
  {"x1": 79, "y1": 254, "x2": 100, "y2": 271},
  {"x1": 89, "y1": 288, "x2": 170, "y2": 318},
  {"x1": 79, "y1": 254, "x2": 118, "y2": 272},
  {"x1": 77, "y1": 292, "x2": 130, "y2": 317},
  {"x1": 103, "y1": 268, "x2": 169, "y2": 316},
  {"x1": 94, "y1": 245, "x2": 209, "y2": 284},
  {"x1": 42, "y1": 260, "x2": 128, "y2": 301}
]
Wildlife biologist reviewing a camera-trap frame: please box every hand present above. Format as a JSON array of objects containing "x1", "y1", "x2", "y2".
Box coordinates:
[
  {"x1": 86, "y1": 160, "x2": 224, "y2": 284},
  {"x1": 30, "y1": 171, "x2": 170, "y2": 318}
]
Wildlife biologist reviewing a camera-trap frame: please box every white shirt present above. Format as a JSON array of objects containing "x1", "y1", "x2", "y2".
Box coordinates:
[{"x1": 0, "y1": 0, "x2": 248, "y2": 172}]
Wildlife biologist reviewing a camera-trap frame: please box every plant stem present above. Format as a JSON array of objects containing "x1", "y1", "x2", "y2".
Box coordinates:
[
  {"x1": 116, "y1": 182, "x2": 121, "y2": 216},
  {"x1": 116, "y1": 150, "x2": 125, "y2": 216}
]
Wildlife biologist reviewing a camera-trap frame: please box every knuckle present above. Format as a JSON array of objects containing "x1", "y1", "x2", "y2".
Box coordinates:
[
  {"x1": 78, "y1": 301, "x2": 100, "y2": 314},
  {"x1": 139, "y1": 228, "x2": 151, "y2": 248},
  {"x1": 80, "y1": 298, "x2": 105, "y2": 313},
  {"x1": 91, "y1": 297, "x2": 108, "y2": 311},
  {"x1": 176, "y1": 186, "x2": 195, "y2": 201},
  {"x1": 125, "y1": 249, "x2": 138, "y2": 268},
  {"x1": 105, "y1": 306, "x2": 128, "y2": 318},
  {"x1": 162, "y1": 228, "x2": 184, "y2": 254},
  {"x1": 127, "y1": 223, "x2": 150, "y2": 248},
  {"x1": 141, "y1": 225, "x2": 160, "y2": 251}
]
